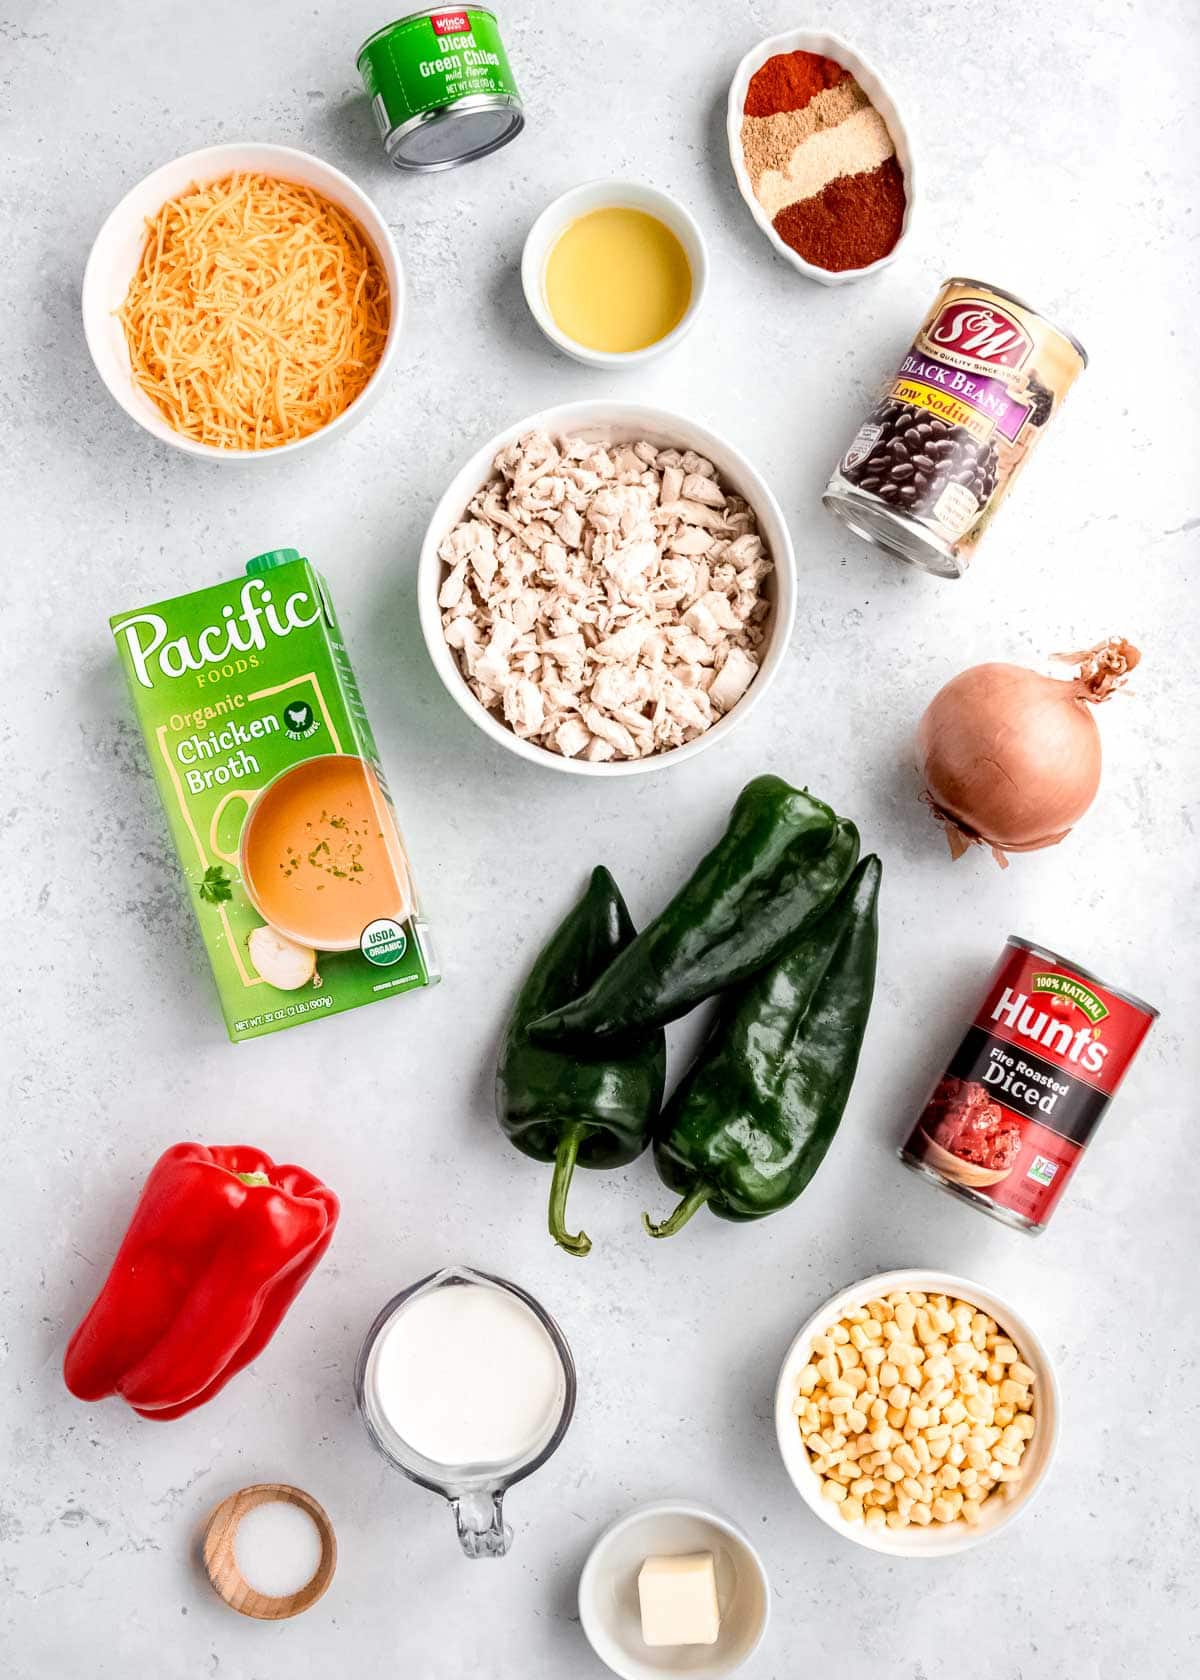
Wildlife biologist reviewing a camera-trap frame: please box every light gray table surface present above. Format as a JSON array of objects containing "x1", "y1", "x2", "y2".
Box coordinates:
[{"x1": 2, "y1": 1, "x2": 1198, "y2": 1676}]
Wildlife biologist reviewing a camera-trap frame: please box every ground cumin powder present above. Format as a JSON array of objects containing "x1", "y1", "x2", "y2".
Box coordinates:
[{"x1": 740, "y1": 80, "x2": 869, "y2": 186}]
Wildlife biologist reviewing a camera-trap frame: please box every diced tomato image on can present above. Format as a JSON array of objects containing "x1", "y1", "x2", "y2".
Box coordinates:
[{"x1": 900, "y1": 936, "x2": 1158, "y2": 1233}]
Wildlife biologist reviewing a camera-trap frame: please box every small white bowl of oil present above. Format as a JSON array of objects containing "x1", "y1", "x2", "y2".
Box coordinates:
[
  {"x1": 520, "y1": 180, "x2": 708, "y2": 368},
  {"x1": 727, "y1": 30, "x2": 915, "y2": 286}
]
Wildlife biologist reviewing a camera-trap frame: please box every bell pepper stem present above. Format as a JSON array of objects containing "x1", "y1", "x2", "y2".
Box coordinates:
[
  {"x1": 548, "y1": 1127, "x2": 591, "y2": 1258},
  {"x1": 643, "y1": 1184, "x2": 711, "y2": 1240}
]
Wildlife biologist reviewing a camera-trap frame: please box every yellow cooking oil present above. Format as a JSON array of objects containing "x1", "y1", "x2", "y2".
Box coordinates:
[{"x1": 544, "y1": 208, "x2": 692, "y2": 353}]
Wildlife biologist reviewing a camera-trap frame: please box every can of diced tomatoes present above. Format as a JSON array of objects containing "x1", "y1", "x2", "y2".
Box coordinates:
[{"x1": 899, "y1": 937, "x2": 1157, "y2": 1233}]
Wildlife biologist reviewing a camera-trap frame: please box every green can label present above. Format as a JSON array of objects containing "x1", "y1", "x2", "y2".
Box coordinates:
[{"x1": 358, "y1": 9, "x2": 520, "y2": 133}]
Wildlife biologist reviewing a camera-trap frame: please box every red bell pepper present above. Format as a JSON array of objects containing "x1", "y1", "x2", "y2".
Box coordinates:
[{"x1": 64, "y1": 1143, "x2": 338, "y2": 1421}]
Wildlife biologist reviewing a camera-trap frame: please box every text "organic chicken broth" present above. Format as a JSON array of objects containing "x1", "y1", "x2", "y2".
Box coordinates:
[{"x1": 111, "y1": 549, "x2": 438, "y2": 1041}]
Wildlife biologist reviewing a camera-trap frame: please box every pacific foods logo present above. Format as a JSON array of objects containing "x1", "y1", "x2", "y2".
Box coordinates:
[
  {"x1": 1031, "y1": 971, "x2": 1109, "y2": 1025},
  {"x1": 929, "y1": 301, "x2": 1032, "y2": 370},
  {"x1": 113, "y1": 580, "x2": 322, "y2": 690}
]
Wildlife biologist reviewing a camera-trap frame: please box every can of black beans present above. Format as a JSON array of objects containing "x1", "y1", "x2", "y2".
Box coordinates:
[{"x1": 823, "y1": 279, "x2": 1086, "y2": 578}]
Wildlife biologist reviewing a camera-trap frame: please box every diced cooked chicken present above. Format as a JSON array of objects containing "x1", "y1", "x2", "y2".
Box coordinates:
[
  {"x1": 708, "y1": 646, "x2": 759, "y2": 713},
  {"x1": 668, "y1": 525, "x2": 717, "y2": 557},
  {"x1": 656, "y1": 499, "x2": 729, "y2": 532},
  {"x1": 438, "y1": 559, "x2": 468, "y2": 610},
  {"x1": 503, "y1": 677, "x2": 545, "y2": 738},
  {"x1": 437, "y1": 430, "x2": 773, "y2": 761},
  {"x1": 681, "y1": 473, "x2": 726, "y2": 507},
  {"x1": 555, "y1": 715, "x2": 591, "y2": 758}
]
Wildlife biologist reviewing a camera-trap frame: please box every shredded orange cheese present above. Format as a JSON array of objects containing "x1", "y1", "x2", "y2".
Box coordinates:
[{"x1": 120, "y1": 173, "x2": 390, "y2": 450}]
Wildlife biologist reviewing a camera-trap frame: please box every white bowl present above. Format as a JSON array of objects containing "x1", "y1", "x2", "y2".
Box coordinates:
[
  {"x1": 774, "y1": 1270, "x2": 1059, "y2": 1556},
  {"x1": 417, "y1": 400, "x2": 797, "y2": 778},
  {"x1": 578, "y1": 1501, "x2": 771, "y2": 1680},
  {"x1": 727, "y1": 31, "x2": 915, "y2": 285},
  {"x1": 520, "y1": 180, "x2": 708, "y2": 367},
  {"x1": 81, "y1": 143, "x2": 404, "y2": 460}
]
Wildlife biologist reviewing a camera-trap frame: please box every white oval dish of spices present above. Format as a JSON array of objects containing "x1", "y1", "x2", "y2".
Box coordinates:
[
  {"x1": 520, "y1": 180, "x2": 708, "y2": 367},
  {"x1": 775, "y1": 1270, "x2": 1059, "y2": 1556},
  {"x1": 578, "y1": 1501, "x2": 770, "y2": 1680},
  {"x1": 727, "y1": 31, "x2": 915, "y2": 285}
]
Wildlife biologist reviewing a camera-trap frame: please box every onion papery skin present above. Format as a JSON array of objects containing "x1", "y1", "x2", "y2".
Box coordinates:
[{"x1": 917, "y1": 663, "x2": 1103, "y2": 855}]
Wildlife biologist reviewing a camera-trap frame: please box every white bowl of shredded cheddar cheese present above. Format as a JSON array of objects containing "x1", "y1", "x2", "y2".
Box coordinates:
[{"x1": 82, "y1": 143, "x2": 403, "y2": 459}]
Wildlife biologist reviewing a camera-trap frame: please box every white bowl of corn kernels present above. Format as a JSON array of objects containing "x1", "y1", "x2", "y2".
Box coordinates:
[{"x1": 774, "y1": 1271, "x2": 1059, "y2": 1556}]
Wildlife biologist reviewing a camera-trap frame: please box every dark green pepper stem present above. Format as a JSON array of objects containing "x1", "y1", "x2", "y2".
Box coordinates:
[
  {"x1": 642, "y1": 1184, "x2": 710, "y2": 1239},
  {"x1": 547, "y1": 1125, "x2": 591, "y2": 1257}
]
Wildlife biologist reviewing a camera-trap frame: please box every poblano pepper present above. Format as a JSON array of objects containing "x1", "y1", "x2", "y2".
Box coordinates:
[
  {"x1": 644, "y1": 853, "x2": 881, "y2": 1239},
  {"x1": 532, "y1": 776, "x2": 860, "y2": 1046},
  {"x1": 496, "y1": 866, "x2": 666, "y2": 1258}
]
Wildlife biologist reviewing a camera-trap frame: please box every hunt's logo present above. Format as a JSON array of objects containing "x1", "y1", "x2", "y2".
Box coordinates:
[
  {"x1": 431, "y1": 10, "x2": 470, "y2": 32},
  {"x1": 929, "y1": 300, "x2": 1031, "y2": 370},
  {"x1": 990, "y1": 986, "x2": 1108, "y2": 1075}
]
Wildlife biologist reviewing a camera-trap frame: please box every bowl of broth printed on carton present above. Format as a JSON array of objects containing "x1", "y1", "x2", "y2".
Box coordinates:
[{"x1": 110, "y1": 548, "x2": 437, "y2": 1041}]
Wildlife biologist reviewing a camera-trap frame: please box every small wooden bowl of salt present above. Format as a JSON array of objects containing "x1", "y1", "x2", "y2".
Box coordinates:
[{"x1": 202, "y1": 1483, "x2": 336, "y2": 1620}]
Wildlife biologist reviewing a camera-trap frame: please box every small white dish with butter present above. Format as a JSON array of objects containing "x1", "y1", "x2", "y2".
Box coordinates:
[{"x1": 578, "y1": 1501, "x2": 769, "y2": 1679}]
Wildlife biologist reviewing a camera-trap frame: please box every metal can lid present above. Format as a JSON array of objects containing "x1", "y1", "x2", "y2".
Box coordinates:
[
  {"x1": 385, "y1": 97, "x2": 523, "y2": 171},
  {"x1": 821, "y1": 488, "x2": 967, "y2": 579}
]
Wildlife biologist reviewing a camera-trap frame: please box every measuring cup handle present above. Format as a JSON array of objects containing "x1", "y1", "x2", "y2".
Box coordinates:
[
  {"x1": 450, "y1": 1489, "x2": 511, "y2": 1559},
  {"x1": 208, "y1": 788, "x2": 258, "y2": 867}
]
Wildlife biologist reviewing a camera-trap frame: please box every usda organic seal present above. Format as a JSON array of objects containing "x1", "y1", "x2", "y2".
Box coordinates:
[
  {"x1": 360, "y1": 917, "x2": 408, "y2": 967},
  {"x1": 356, "y1": 8, "x2": 524, "y2": 172}
]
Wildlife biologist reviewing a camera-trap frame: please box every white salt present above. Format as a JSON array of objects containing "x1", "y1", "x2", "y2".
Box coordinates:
[{"x1": 234, "y1": 1500, "x2": 323, "y2": 1599}]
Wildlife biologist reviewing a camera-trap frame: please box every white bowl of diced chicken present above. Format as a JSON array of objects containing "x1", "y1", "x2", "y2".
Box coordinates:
[
  {"x1": 774, "y1": 1271, "x2": 1060, "y2": 1556},
  {"x1": 418, "y1": 402, "x2": 797, "y2": 775}
]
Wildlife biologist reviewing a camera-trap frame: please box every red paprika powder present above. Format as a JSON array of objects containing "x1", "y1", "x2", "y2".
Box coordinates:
[
  {"x1": 773, "y1": 158, "x2": 907, "y2": 272},
  {"x1": 743, "y1": 50, "x2": 848, "y2": 119}
]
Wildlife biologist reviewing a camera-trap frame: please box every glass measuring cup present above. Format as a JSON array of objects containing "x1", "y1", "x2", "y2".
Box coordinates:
[{"x1": 355, "y1": 1265, "x2": 576, "y2": 1558}]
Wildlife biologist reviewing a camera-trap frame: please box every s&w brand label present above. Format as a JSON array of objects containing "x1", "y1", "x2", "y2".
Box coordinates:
[{"x1": 927, "y1": 299, "x2": 1033, "y2": 370}]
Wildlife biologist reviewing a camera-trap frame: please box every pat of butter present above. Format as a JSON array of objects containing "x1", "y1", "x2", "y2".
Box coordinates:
[{"x1": 637, "y1": 1551, "x2": 721, "y2": 1647}]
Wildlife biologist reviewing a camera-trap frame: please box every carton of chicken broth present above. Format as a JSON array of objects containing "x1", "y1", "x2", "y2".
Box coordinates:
[{"x1": 111, "y1": 549, "x2": 437, "y2": 1041}]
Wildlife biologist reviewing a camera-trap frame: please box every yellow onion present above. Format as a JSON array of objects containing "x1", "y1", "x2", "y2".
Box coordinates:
[{"x1": 917, "y1": 638, "x2": 1139, "y2": 866}]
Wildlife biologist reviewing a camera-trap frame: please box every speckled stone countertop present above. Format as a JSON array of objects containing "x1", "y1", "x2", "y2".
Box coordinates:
[{"x1": 1, "y1": 2, "x2": 1197, "y2": 1676}]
